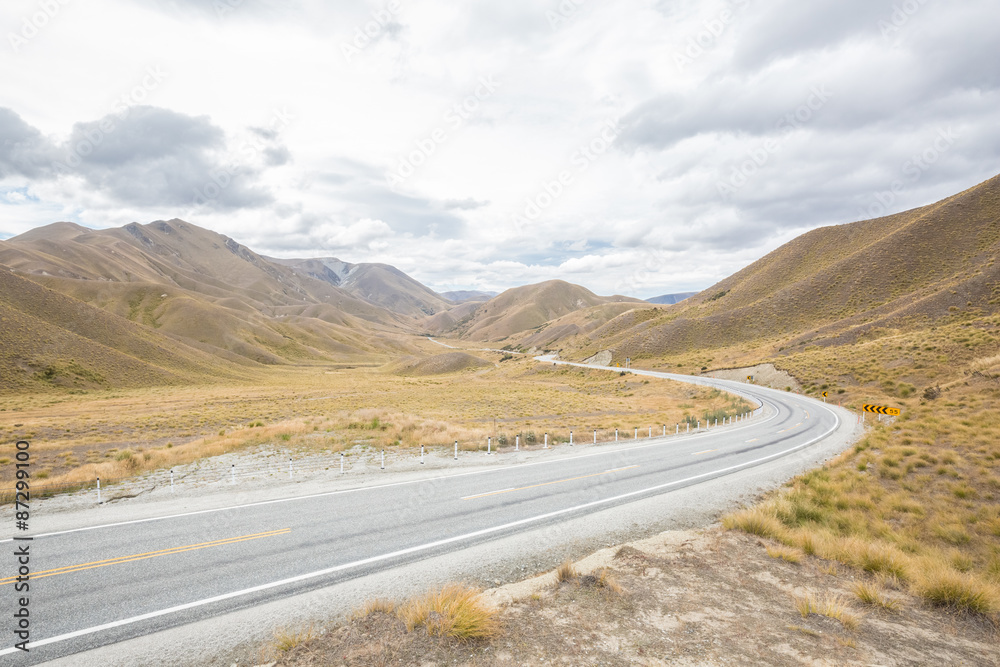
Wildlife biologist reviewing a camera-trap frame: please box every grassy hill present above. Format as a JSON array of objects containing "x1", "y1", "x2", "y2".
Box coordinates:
[
  {"x1": 564, "y1": 174, "x2": 1000, "y2": 366},
  {"x1": 0, "y1": 220, "x2": 425, "y2": 369},
  {"x1": 0, "y1": 267, "x2": 250, "y2": 393},
  {"x1": 447, "y1": 280, "x2": 645, "y2": 342}
]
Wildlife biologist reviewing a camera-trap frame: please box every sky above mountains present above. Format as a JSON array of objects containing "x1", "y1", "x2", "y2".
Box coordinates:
[{"x1": 1, "y1": 0, "x2": 998, "y2": 298}]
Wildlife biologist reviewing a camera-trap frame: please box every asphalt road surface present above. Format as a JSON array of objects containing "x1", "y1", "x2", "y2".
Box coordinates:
[{"x1": 2, "y1": 358, "x2": 846, "y2": 664}]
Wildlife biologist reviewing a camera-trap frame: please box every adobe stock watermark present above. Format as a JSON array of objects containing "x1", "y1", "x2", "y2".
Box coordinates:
[
  {"x1": 511, "y1": 118, "x2": 621, "y2": 233},
  {"x1": 716, "y1": 84, "x2": 832, "y2": 201},
  {"x1": 384, "y1": 76, "x2": 500, "y2": 190},
  {"x1": 214, "y1": 0, "x2": 248, "y2": 20},
  {"x1": 8, "y1": 0, "x2": 72, "y2": 54},
  {"x1": 192, "y1": 107, "x2": 294, "y2": 207},
  {"x1": 52, "y1": 66, "x2": 168, "y2": 175},
  {"x1": 341, "y1": 0, "x2": 402, "y2": 62},
  {"x1": 856, "y1": 127, "x2": 959, "y2": 220},
  {"x1": 615, "y1": 247, "x2": 670, "y2": 298},
  {"x1": 674, "y1": 0, "x2": 751, "y2": 71},
  {"x1": 878, "y1": 0, "x2": 930, "y2": 40},
  {"x1": 546, "y1": 0, "x2": 587, "y2": 30}
]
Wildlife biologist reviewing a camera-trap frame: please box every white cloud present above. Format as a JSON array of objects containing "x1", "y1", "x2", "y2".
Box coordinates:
[{"x1": 1, "y1": 0, "x2": 998, "y2": 298}]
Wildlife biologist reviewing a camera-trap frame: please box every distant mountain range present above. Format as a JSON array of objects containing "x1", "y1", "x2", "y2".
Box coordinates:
[
  {"x1": 646, "y1": 292, "x2": 698, "y2": 305},
  {"x1": 440, "y1": 290, "x2": 497, "y2": 303}
]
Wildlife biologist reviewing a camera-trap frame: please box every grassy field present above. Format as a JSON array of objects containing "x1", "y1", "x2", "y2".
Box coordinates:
[
  {"x1": 721, "y1": 311, "x2": 1000, "y2": 616},
  {"x1": 0, "y1": 351, "x2": 750, "y2": 495}
]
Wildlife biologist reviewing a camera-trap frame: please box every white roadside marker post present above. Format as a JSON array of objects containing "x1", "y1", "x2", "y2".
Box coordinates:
[
  {"x1": 340, "y1": 453, "x2": 345, "y2": 474},
  {"x1": 231, "y1": 464, "x2": 235, "y2": 484},
  {"x1": 381, "y1": 450, "x2": 385, "y2": 470},
  {"x1": 648, "y1": 426, "x2": 652, "y2": 438},
  {"x1": 594, "y1": 429, "x2": 597, "y2": 444},
  {"x1": 97, "y1": 477, "x2": 101, "y2": 504},
  {"x1": 687, "y1": 423, "x2": 690, "y2": 433},
  {"x1": 289, "y1": 458, "x2": 292, "y2": 478},
  {"x1": 516, "y1": 435, "x2": 519, "y2": 451},
  {"x1": 570, "y1": 430, "x2": 574, "y2": 445},
  {"x1": 487, "y1": 438, "x2": 491, "y2": 455},
  {"x1": 634, "y1": 428, "x2": 638, "y2": 440},
  {"x1": 615, "y1": 428, "x2": 619, "y2": 441},
  {"x1": 170, "y1": 469, "x2": 174, "y2": 493},
  {"x1": 663, "y1": 425, "x2": 666, "y2": 436},
  {"x1": 544, "y1": 433, "x2": 548, "y2": 448},
  {"x1": 454, "y1": 441, "x2": 458, "y2": 460}
]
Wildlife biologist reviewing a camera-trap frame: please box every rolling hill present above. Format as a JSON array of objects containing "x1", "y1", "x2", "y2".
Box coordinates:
[
  {"x1": 0, "y1": 219, "x2": 424, "y2": 369},
  {"x1": 562, "y1": 173, "x2": 1000, "y2": 365},
  {"x1": 0, "y1": 267, "x2": 250, "y2": 393},
  {"x1": 446, "y1": 280, "x2": 645, "y2": 342}
]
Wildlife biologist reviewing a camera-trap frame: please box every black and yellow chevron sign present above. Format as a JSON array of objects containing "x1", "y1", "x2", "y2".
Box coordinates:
[{"x1": 863, "y1": 404, "x2": 900, "y2": 416}]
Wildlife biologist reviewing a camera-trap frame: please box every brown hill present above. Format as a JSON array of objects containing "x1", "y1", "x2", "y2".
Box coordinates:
[
  {"x1": 0, "y1": 220, "x2": 419, "y2": 365},
  {"x1": 385, "y1": 351, "x2": 492, "y2": 376},
  {"x1": 0, "y1": 267, "x2": 248, "y2": 394},
  {"x1": 566, "y1": 173, "x2": 1000, "y2": 363},
  {"x1": 270, "y1": 257, "x2": 451, "y2": 317},
  {"x1": 452, "y1": 280, "x2": 644, "y2": 342}
]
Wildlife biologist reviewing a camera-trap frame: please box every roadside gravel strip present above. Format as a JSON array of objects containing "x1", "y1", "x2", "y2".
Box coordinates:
[{"x1": 5, "y1": 358, "x2": 863, "y2": 666}]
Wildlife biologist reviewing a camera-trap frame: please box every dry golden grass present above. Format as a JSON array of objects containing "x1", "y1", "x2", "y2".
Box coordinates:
[
  {"x1": 398, "y1": 585, "x2": 500, "y2": 640},
  {"x1": 555, "y1": 560, "x2": 578, "y2": 584},
  {"x1": 2, "y1": 357, "x2": 741, "y2": 497},
  {"x1": 910, "y1": 564, "x2": 1000, "y2": 614},
  {"x1": 766, "y1": 545, "x2": 803, "y2": 564},
  {"x1": 269, "y1": 624, "x2": 317, "y2": 656},
  {"x1": 794, "y1": 592, "x2": 862, "y2": 631},
  {"x1": 718, "y1": 312, "x2": 1000, "y2": 616},
  {"x1": 354, "y1": 598, "x2": 396, "y2": 618},
  {"x1": 851, "y1": 580, "x2": 901, "y2": 612},
  {"x1": 594, "y1": 568, "x2": 623, "y2": 593}
]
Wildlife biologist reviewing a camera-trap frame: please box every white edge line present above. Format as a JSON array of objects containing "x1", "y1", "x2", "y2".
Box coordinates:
[
  {"x1": 1, "y1": 394, "x2": 778, "y2": 544},
  {"x1": 0, "y1": 408, "x2": 840, "y2": 656}
]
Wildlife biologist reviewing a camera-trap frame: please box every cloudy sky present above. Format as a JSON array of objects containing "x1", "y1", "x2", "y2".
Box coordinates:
[{"x1": 1, "y1": 0, "x2": 998, "y2": 298}]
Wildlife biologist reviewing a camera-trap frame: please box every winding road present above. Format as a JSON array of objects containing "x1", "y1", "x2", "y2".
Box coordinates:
[{"x1": 1, "y1": 357, "x2": 856, "y2": 664}]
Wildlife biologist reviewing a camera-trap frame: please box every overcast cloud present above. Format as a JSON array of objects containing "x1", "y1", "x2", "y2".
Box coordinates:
[{"x1": 1, "y1": 0, "x2": 998, "y2": 298}]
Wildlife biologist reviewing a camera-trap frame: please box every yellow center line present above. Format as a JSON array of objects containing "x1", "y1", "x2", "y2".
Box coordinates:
[
  {"x1": 1, "y1": 528, "x2": 290, "y2": 585},
  {"x1": 693, "y1": 449, "x2": 718, "y2": 456},
  {"x1": 745, "y1": 438, "x2": 759, "y2": 443},
  {"x1": 462, "y1": 466, "x2": 639, "y2": 500}
]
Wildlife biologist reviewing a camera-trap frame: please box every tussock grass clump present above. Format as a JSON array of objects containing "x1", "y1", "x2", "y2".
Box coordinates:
[
  {"x1": 766, "y1": 545, "x2": 802, "y2": 564},
  {"x1": 722, "y1": 507, "x2": 786, "y2": 540},
  {"x1": 355, "y1": 597, "x2": 396, "y2": 618},
  {"x1": 399, "y1": 585, "x2": 500, "y2": 640},
  {"x1": 556, "y1": 559, "x2": 578, "y2": 583},
  {"x1": 794, "y1": 592, "x2": 862, "y2": 631},
  {"x1": 851, "y1": 580, "x2": 901, "y2": 612},
  {"x1": 911, "y1": 566, "x2": 1000, "y2": 614},
  {"x1": 271, "y1": 624, "x2": 316, "y2": 653},
  {"x1": 841, "y1": 540, "x2": 911, "y2": 581}
]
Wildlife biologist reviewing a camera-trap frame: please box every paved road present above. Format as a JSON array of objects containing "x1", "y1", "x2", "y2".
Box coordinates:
[{"x1": 2, "y1": 359, "x2": 843, "y2": 664}]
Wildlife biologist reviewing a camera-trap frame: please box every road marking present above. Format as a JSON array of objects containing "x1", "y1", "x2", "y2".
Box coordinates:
[
  {"x1": 0, "y1": 528, "x2": 290, "y2": 586},
  {"x1": 0, "y1": 410, "x2": 840, "y2": 658},
  {"x1": 746, "y1": 438, "x2": 759, "y2": 443},
  {"x1": 463, "y1": 466, "x2": 640, "y2": 500},
  {"x1": 693, "y1": 449, "x2": 717, "y2": 456}
]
